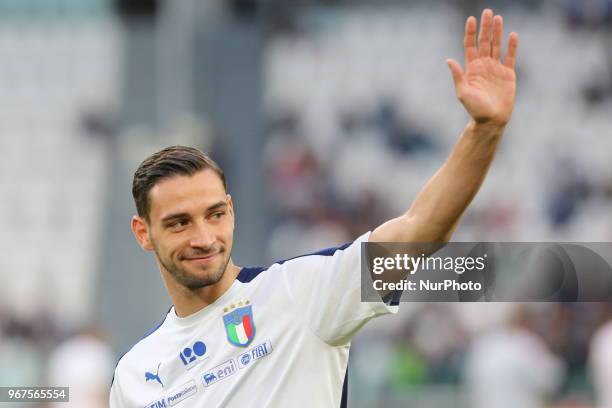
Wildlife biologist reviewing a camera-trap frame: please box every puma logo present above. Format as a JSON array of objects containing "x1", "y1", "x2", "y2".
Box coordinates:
[{"x1": 145, "y1": 363, "x2": 164, "y2": 387}]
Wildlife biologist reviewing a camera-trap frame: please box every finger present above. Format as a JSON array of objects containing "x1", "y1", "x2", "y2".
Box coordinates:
[
  {"x1": 503, "y1": 32, "x2": 519, "y2": 69},
  {"x1": 492, "y1": 15, "x2": 503, "y2": 60},
  {"x1": 447, "y1": 59, "x2": 465, "y2": 89},
  {"x1": 464, "y1": 16, "x2": 478, "y2": 64},
  {"x1": 478, "y1": 9, "x2": 494, "y2": 58}
]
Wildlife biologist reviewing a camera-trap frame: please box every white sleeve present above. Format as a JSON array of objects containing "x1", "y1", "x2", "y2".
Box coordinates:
[
  {"x1": 109, "y1": 370, "x2": 126, "y2": 408},
  {"x1": 280, "y1": 231, "x2": 398, "y2": 346}
]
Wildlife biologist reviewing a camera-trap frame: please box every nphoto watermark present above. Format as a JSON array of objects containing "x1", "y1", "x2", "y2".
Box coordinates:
[{"x1": 361, "y1": 242, "x2": 612, "y2": 302}]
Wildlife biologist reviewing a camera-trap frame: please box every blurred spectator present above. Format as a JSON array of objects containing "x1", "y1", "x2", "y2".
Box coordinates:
[
  {"x1": 589, "y1": 308, "x2": 612, "y2": 408},
  {"x1": 546, "y1": 157, "x2": 590, "y2": 229},
  {"x1": 47, "y1": 325, "x2": 115, "y2": 408},
  {"x1": 0, "y1": 316, "x2": 44, "y2": 388},
  {"x1": 464, "y1": 306, "x2": 565, "y2": 408},
  {"x1": 386, "y1": 343, "x2": 428, "y2": 391},
  {"x1": 265, "y1": 134, "x2": 325, "y2": 217},
  {"x1": 371, "y1": 101, "x2": 437, "y2": 155},
  {"x1": 402, "y1": 305, "x2": 467, "y2": 385},
  {"x1": 564, "y1": 0, "x2": 612, "y2": 28}
]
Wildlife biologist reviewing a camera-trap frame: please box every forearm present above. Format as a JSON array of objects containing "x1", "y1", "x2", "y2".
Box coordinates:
[
  {"x1": 404, "y1": 119, "x2": 505, "y2": 242},
  {"x1": 369, "y1": 9, "x2": 516, "y2": 301},
  {"x1": 371, "y1": 9, "x2": 517, "y2": 246}
]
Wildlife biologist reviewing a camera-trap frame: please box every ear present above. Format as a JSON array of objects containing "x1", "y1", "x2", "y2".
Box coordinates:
[
  {"x1": 131, "y1": 215, "x2": 155, "y2": 251},
  {"x1": 226, "y1": 194, "x2": 235, "y2": 226}
]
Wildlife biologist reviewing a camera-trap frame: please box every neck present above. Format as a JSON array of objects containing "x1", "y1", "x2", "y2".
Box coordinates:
[{"x1": 163, "y1": 260, "x2": 241, "y2": 318}]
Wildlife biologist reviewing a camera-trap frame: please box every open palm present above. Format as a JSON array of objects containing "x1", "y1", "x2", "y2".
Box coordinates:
[{"x1": 447, "y1": 9, "x2": 519, "y2": 127}]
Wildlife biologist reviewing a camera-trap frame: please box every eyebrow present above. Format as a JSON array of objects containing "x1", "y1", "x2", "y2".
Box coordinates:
[{"x1": 160, "y1": 201, "x2": 228, "y2": 224}]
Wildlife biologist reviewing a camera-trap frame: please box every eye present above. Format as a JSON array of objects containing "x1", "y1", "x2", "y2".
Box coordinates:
[
  {"x1": 210, "y1": 211, "x2": 225, "y2": 220},
  {"x1": 167, "y1": 219, "x2": 189, "y2": 230}
]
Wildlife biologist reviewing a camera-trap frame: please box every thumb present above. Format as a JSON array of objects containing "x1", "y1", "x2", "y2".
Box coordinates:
[{"x1": 446, "y1": 59, "x2": 464, "y2": 89}]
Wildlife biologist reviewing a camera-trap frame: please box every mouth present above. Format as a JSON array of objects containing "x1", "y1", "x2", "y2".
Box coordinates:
[{"x1": 182, "y1": 253, "x2": 219, "y2": 265}]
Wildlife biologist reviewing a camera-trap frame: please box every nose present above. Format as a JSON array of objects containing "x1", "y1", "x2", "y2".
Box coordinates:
[{"x1": 189, "y1": 219, "x2": 216, "y2": 249}]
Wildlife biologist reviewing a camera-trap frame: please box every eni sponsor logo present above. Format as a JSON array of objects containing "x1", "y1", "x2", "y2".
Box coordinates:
[
  {"x1": 237, "y1": 340, "x2": 273, "y2": 369},
  {"x1": 166, "y1": 380, "x2": 198, "y2": 407},
  {"x1": 202, "y1": 359, "x2": 237, "y2": 387}
]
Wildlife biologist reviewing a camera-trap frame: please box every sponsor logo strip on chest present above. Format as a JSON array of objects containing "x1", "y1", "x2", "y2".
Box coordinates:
[
  {"x1": 202, "y1": 359, "x2": 238, "y2": 387},
  {"x1": 167, "y1": 380, "x2": 198, "y2": 406},
  {"x1": 238, "y1": 340, "x2": 273, "y2": 369},
  {"x1": 144, "y1": 380, "x2": 198, "y2": 408},
  {"x1": 199, "y1": 340, "x2": 274, "y2": 389}
]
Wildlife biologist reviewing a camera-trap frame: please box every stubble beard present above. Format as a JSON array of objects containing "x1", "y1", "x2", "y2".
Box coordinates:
[{"x1": 156, "y1": 245, "x2": 232, "y2": 290}]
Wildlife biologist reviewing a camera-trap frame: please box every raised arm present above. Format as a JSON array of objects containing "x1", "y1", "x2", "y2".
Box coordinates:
[{"x1": 371, "y1": 9, "x2": 519, "y2": 244}]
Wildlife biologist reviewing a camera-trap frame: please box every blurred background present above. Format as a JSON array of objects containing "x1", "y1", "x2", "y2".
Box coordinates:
[{"x1": 0, "y1": 0, "x2": 612, "y2": 406}]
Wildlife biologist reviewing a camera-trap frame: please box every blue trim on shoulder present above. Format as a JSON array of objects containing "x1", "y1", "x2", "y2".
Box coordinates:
[
  {"x1": 237, "y1": 266, "x2": 267, "y2": 283},
  {"x1": 236, "y1": 241, "x2": 353, "y2": 283},
  {"x1": 382, "y1": 290, "x2": 403, "y2": 306},
  {"x1": 110, "y1": 307, "x2": 170, "y2": 386},
  {"x1": 341, "y1": 368, "x2": 348, "y2": 408}
]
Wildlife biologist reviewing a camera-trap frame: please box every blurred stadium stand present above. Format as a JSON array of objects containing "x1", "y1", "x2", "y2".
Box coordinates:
[{"x1": 0, "y1": 0, "x2": 611, "y2": 407}]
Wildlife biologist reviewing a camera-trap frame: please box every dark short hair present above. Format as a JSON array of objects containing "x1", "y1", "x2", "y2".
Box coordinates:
[{"x1": 132, "y1": 145, "x2": 227, "y2": 220}]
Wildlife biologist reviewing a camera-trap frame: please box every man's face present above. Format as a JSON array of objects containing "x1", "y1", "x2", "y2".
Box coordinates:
[{"x1": 136, "y1": 169, "x2": 235, "y2": 290}]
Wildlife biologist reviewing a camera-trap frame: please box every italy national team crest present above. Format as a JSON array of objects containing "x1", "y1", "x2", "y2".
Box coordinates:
[{"x1": 223, "y1": 302, "x2": 255, "y2": 347}]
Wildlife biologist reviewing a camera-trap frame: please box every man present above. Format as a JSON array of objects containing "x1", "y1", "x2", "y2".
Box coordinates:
[{"x1": 110, "y1": 9, "x2": 518, "y2": 407}]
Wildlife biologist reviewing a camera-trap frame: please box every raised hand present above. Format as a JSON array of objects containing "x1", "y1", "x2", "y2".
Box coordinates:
[{"x1": 447, "y1": 9, "x2": 519, "y2": 127}]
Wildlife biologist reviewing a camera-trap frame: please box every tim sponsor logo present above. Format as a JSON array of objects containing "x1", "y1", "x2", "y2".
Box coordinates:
[
  {"x1": 238, "y1": 340, "x2": 273, "y2": 369},
  {"x1": 202, "y1": 359, "x2": 237, "y2": 387},
  {"x1": 166, "y1": 380, "x2": 198, "y2": 406},
  {"x1": 145, "y1": 398, "x2": 166, "y2": 408}
]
